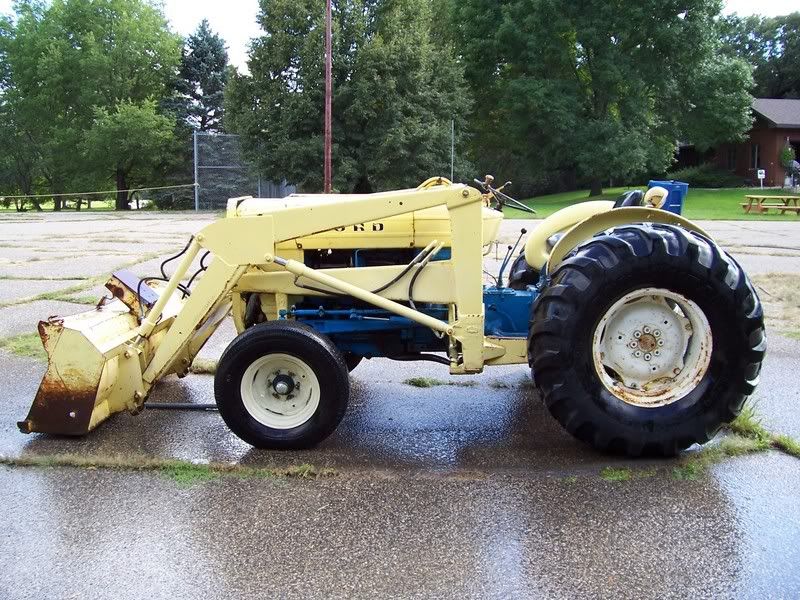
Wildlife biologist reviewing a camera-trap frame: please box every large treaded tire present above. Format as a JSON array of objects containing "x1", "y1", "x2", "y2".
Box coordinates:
[
  {"x1": 215, "y1": 321, "x2": 349, "y2": 449},
  {"x1": 528, "y1": 223, "x2": 766, "y2": 457}
]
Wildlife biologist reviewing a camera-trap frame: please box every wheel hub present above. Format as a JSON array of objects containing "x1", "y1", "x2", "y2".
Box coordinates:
[
  {"x1": 240, "y1": 354, "x2": 320, "y2": 429},
  {"x1": 270, "y1": 373, "x2": 296, "y2": 397},
  {"x1": 592, "y1": 288, "x2": 712, "y2": 407},
  {"x1": 637, "y1": 332, "x2": 657, "y2": 352}
]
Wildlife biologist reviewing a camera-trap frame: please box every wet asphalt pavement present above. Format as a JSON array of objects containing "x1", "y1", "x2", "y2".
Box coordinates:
[{"x1": 1, "y1": 212, "x2": 799, "y2": 598}]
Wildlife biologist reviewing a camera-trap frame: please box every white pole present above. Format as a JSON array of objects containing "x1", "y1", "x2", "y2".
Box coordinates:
[
  {"x1": 450, "y1": 119, "x2": 455, "y2": 181},
  {"x1": 193, "y1": 130, "x2": 200, "y2": 211}
]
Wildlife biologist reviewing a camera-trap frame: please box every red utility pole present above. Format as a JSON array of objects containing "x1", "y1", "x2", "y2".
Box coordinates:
[{"x1": 324, "y1": 0, "x2": 333, "y2": 193}]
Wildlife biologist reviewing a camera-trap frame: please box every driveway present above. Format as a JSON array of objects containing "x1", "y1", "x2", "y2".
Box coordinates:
[{"x1": 1, "y1": 211, "x2": 798, "y2": 598}]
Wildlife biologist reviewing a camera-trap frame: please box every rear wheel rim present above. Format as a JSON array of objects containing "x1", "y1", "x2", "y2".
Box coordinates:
[
  {"x1": 592, "y1": 287, "x2": 712, "y2": 408},
  {"x1": 240, "y1": 353, "x2": 320, "y2": 429}
]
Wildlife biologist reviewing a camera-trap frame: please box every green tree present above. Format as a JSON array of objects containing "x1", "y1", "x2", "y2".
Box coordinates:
[
  {"x1": 0, "y1": 102, "x2": 41, "y2": 211},
  {"x1": 452, "y1": 0, "x2": 754, "y2": 196},
  {"x1": 721, "y1": 13, "x2": 800, "y2": 99},
  {"x1": 226, "y1": 0, "x2": 471, "y2": 193},
  {"x1": 174, "y1": 19, "x2": 229, "y2": 131},
  {"x1": 1, "y1": 0, "x2": 181, "y2": 210},
  {"x1": 83, "y1": 100, "x2": 177, "y2": 209}
]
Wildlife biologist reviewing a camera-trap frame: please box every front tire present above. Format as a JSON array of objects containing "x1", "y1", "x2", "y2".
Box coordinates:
[
  {"x1": 529, "y1": 224, "x2": 765, "y2": 456},
  {"x1": 215, "y1": 321, "x2": 349, "y2": 449}
]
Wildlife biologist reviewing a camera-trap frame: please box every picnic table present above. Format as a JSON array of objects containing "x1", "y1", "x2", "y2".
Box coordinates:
[{"x1": 742, "y1": 195, "x2": 800, "y2": 214}]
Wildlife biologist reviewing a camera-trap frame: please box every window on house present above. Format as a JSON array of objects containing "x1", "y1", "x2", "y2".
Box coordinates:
[{"x1": 750, "y1": 144, "x2": 761, "y2": 169}]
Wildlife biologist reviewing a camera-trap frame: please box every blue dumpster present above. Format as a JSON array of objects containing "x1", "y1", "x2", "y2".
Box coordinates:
[{"x1": 648, "y1": 180, "x2": 688, "y2": 215}]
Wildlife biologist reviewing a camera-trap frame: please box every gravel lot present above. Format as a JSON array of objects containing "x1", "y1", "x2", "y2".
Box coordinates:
[{"x1": 1, "y1": 211, "x2": 799, "y2": 599}]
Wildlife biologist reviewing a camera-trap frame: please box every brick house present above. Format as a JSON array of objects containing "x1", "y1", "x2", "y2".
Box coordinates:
[{"x1": 714, "y1": 98, "x2": 800, "y2": 187}]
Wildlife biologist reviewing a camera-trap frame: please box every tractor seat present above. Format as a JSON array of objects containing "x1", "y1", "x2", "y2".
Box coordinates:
[{"x1": 613, "y1": 190, "x2": 644, "y2": 208}]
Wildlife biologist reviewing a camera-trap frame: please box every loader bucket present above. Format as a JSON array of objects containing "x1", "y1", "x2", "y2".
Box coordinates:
[{"x1": 17, "y1": 271, "x2": 187, "y2": 436}]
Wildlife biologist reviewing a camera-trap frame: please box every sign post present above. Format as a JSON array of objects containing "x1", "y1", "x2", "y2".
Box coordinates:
[
  {"x1": 323, "y1": 0, "x2": 332, "y2": 193},
  {"x1": 758, "y1": 169, "x2": 766, "y2": 189}
]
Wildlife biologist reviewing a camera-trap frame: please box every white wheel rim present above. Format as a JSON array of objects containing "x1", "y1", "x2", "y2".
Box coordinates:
[
  {"x1": 240, "y1": 353, "x2": 320, "y2": 429},
  {"x1": 592, "y1": 287, "x2": 712, "y2": 408}
]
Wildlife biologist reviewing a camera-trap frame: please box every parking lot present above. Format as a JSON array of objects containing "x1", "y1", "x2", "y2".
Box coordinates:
[{"x1": 1, "y1": 211, "x2": 799, "y2": 598}]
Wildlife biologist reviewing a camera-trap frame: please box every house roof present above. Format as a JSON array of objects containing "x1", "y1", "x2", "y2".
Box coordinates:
[{"x1": 753, "y1": 98, "x2": 800, "y2": 128}]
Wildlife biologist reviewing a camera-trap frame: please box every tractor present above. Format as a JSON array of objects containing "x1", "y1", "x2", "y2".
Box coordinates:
[{"x1": 19, "y1": 177, "x2": 765, "y2": 456}]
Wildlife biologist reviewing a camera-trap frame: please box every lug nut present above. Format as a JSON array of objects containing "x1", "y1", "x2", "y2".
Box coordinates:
[
  {"x1": 644, "y1": 353, "x2": 652, "y2": 361},
  {"x1": 634, "y1": 351, "x2": 642, "y2": 357},
  {"x1": 654, "y1": 330, "x2": 661, "y2": 337},
  {"x1": 657, "y1": 339, "x2": 664, "y2": 346},
  {"x1": 629, "y1": 341, "x2": 638, "y2": 349},
  {"x1": 654, "y1": 350, "x2": 661, "y2": 356},
  {"x1": 643, "y1": 326, "x2": 651, "y2": 334},
  {"x1": 634, "y1": 331, "x2": 642, "y2": 339}
]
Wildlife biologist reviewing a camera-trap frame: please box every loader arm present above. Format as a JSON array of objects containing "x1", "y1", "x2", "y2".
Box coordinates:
[{"x1": 20, "y1": 184, "x2": 489, "y2": 436}]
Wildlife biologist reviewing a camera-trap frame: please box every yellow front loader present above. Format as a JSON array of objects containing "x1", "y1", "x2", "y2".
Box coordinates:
[{"x1": 19, "y1": 178, "x2": 766, "y2": 456}]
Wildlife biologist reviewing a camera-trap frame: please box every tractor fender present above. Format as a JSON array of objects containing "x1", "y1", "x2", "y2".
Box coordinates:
[
  {"x1": 544, "y1": 207, "x2": 711, "y2": 275},
  {"x1": 525, "y1": 201, "x2": 616, "y2": 270}
]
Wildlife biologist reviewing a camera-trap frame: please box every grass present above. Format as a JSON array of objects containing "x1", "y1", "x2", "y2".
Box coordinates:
[
  {"x1": 672, "y1": 436, "x2": 768, "y2": 481},
  {"x1": 0, "y1": 249, "x2": 165, "y2": 308},
  {"x1": 672, "y1": 461, "x2": 705, "y2": 481},
  {"x1": 58, "y1": 294, "x2": 100, "y2": 305},
  {"x1": 671, "y1": 405, "x2": 799, "y2": 480},
  {"x1": 504, "y1": 187, "x2": 631, "y2": 219},
  {"x1": 489, "y1": 380, "x2": 513, "y2": 389},
  {"x1": 728, "y1": 404, "x2": 771, "y2": 442},
  {"x1": 0, "y1": 332, "x2": 46, "y2": 360},
  {"x1": 403, "y1": 377, "x2": 477, "y2": 388},
  {"x1": 0, "y1": 200, "x2": 116, "y2": 212},
  {"x1": 0, "y1": 453, "x2": 336, "y2": 487},
  {"x1": 773, "y1": 435, "x2": 800, "y2": 458},
  {"x1": 503, "y1": 186, "x2": 800, "y2": 221},
  {"x1": 0, "y1": 275, "x2": 90, "y2": 281},
  {"x1": 600, "y1": 467, "x2": 632, "y2": 482}
]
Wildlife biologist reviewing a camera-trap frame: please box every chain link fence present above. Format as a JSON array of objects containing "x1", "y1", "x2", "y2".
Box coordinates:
[{"x1": 194, "y1": 132, "x2": 295, "y2": 211}]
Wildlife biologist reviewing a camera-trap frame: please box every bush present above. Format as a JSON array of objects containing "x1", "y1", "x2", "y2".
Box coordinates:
[
  {"x1": 780, "y1": 145, "x2": 795, "y2": 169},
  {"x1": 150, "y1": 189, "x2": 195, "y2": 210},
  {"x1": 667, "y1": 163, "x2": 744, "y2": 188}
]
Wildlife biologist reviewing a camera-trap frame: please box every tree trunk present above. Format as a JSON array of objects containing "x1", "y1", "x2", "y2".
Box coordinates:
[
  {"x1": 115, "y1": 168, "x2": 130, "y2": 210},
  {"x1": 589, "y1": 179, "x2": 603, "y2": 197},
  {"x1": 353, "y1": 175, "x2": 372, "y2": 194},
  {"x1": 53, "y1": 194, "x2": 62, "y2": 211}
]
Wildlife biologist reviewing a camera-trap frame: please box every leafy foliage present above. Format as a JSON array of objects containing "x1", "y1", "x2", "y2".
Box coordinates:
[
  {"x1": 720, "y1": 12, "x2": 800, "y2": 99},
  {"x1": 82, "y1": 100, "x2": 178, "y2": 208},
  {"x1": 225, "y1": 0, "x2": 471, "y2": 193},
  {"x1": 0, "y1": 0, "x2": 181, "y2": 209},
  {"x1": 173, "y1": 19, "x2": 229, "y2": 132},
  {"x1": 780, "y1": 145, "x2": 796, "y2": 169},
  {"x1": 450, "y1": 0, "x2": 754, "y2": 196},
  {"x1": 667, "y1": 163, "x2": 744, "y2": 188}
]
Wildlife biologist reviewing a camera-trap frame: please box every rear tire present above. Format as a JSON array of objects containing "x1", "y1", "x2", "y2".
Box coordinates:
[
  {"x1": 215, "y1": 321, "x2": 349, "y2": 449},
  {"x1": 528, "y1": 223, "x2": 765, "y2": 457}
]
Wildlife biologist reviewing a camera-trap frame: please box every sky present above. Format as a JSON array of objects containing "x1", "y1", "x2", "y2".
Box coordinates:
[{"x1": 0, "y1": 0, "x2": 797, "y2": 71}]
